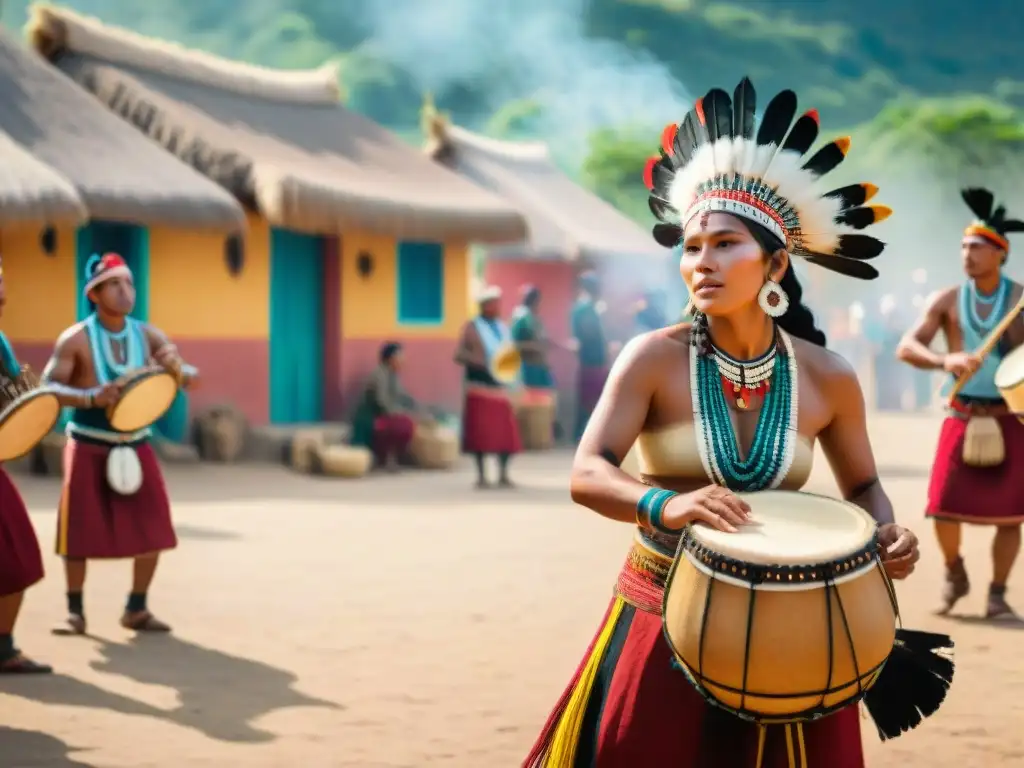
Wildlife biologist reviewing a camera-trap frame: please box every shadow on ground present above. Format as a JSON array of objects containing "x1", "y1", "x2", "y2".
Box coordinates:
[
  {"x1": 4, "y1": 635, "x2": 342, "y2": 744},
  {"x1": 0, "y1": 727, "x2": 96, "y2": 767}
]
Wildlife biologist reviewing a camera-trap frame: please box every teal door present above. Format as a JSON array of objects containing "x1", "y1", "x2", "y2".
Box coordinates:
[{"x1": 269, "y1": 228, "x2": 325, "y2": 423}]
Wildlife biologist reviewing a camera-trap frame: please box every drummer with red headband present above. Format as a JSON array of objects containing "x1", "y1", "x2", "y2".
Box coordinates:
[
  {"x1": 898, "y1": 188, "x2": 1024, "y2": 619},
  {"x1": 41, "y1": 252, "x2": 200, "y2": 635}
]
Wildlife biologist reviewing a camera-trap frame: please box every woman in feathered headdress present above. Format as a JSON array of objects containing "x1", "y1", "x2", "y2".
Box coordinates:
[
  {"x1": 897, "y1": 187, "x2": 1024, "y2": 620},
  {"x1": 525, "y1": 78, "x2": 944, "y2": 767}
]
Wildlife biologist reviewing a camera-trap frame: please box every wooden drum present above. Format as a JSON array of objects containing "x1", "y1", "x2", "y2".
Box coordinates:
[
  {"x1": 663, "y1": 490, "x2": 898, "y2": 723},
  {"x1": 108, "y1": 367, "x2": 178, "y2": 433},
  {"x1": 0, "y1": 366, "x2": 60, "y2": 462},
  {"x1": 995, "y1": 344, "x2": 1024, "y2": 419}
]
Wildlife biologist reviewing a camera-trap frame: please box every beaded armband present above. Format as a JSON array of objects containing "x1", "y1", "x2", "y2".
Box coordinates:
[{"x1": 636, "y1": 487, "x2": 679, "y2": 535}]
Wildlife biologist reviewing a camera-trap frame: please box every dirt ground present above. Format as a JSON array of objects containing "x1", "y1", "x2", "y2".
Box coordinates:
[{"x1": 0, "y1": 412, "x2": 1021, "y2": 767}]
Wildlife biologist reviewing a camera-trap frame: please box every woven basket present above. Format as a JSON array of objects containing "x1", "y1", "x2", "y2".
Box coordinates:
[
  {"x1": 410, "y1": 423, "x2": 458, "y2": 469},
  {"x1": 317, "y1": 444, "x2": 372, "y2": 478}
]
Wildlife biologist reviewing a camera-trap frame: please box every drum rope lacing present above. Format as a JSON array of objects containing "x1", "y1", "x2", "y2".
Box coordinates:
[{"x1": 692, "y1": 328, "x2": 798, "y2": 491}]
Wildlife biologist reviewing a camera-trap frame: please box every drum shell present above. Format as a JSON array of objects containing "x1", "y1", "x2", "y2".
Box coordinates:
[
  {"x1": 995, "y1": 345, "x2": 1024, "y2": 416},
  {"x1": 663, "y1": 554, "x2": 896, "y2": 720}
]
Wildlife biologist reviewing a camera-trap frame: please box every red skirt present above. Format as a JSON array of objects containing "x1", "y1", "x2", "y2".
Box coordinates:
[
  {"x1": 927, "y1": 414, "x2": 1024, "y2": 525},
  {"x1": 372, "y1": 414, "x2": 416, "y2": 462},
  {"x1": 461, "y1": 388, "x2": 522, "y2": 455},
  {"x1": 56, "y1": 439, "x2": 177, "y2": 559},
  {"x1": 0, "y1": 467, "x2": 44, "y2": 597},
  {"x1": 525, "y1": 542, "x2": 865, "y2": 767}
]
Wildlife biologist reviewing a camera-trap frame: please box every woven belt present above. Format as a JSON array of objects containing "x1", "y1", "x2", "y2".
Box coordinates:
[
  {"x1": 67, "y1": 423, "x2": 150, "y2": 444},
  {"x1": 614, "y1": 532, "x2": 673, "y2": 615}
]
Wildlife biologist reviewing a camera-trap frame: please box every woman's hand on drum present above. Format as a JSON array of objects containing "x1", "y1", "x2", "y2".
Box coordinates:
[
  {"x1": 90, "y1": 382, "x2": 122, "y2": 408},
  {"x1": 662, "y1": 486, "x2": 752, "y2": 533},
  {"x1": 877, "y1": 523, "x2": 919, "y2": 580}
]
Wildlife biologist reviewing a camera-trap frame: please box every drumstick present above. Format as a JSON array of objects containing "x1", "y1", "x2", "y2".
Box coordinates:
[{"x1": 947, "y1": 292, "x2": 1024, "y2": 405}]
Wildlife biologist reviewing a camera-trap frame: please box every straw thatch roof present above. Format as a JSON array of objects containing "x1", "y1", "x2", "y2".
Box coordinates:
[
  {"x1": 0, "y1": 25, "x2": 243, "y2": 231},
  {"x1": 27, "y1": 5, "x2": 528, "y2": 243},
  {"x1": 423, "y1": 109, "x2": 664, "y2": 262},
  {"x1": 0, "y1": 127, "x2": 86, "y2": 229}
]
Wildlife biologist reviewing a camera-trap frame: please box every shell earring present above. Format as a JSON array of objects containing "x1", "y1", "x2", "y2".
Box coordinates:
[{"x1": 758, "y1": 280, "x2": 789, "y2": 318}]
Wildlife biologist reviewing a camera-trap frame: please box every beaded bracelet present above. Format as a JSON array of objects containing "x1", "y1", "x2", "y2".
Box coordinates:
[{"x1": 636, "y1": 487, "x2": 679, "y2": 535}]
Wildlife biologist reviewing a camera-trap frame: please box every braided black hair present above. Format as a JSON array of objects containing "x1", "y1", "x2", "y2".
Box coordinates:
[{"x1": 688, "y1": 216, "x2": 828, "y2": 350}]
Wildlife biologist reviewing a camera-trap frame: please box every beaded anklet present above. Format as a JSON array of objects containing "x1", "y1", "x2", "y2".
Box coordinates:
[{"x1": 636, "y1": 487, "x2": 679, "y2": 534}]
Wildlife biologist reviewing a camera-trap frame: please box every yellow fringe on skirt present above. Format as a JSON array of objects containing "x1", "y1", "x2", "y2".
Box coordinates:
[{"x1": 541, "y1": 597, "x2": 626, "y2": 766}]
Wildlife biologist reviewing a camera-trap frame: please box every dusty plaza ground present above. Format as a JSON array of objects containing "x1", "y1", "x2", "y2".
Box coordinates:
[{"x1": 0, "y1": 412, "x2": 1021, "y2": 767}]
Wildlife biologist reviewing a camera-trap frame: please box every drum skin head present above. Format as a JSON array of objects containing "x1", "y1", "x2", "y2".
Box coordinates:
[
  {"x1": 109, "y1": 369, "x2": 178, "y2": 432},
  {"x1": 692, "y1": 490, "x2": 876, "y2": 566},
  {"x1": 0, "y1": 390, "x2": 61, "y2": 462}
]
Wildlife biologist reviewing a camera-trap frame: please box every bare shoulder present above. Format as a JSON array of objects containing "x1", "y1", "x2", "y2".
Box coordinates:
[
  {"x1": 791, "y1": 336, "x2": 861, "y2": 394},
  {"x1": 925, "y1": 286, "x2": 959, "y2": 316},
  {"x1": 614, "y1": 323, "x2": 690, "y2": 370},
  {"x1": 53, "y1": 321, "x2": 88, "y2": 351}
]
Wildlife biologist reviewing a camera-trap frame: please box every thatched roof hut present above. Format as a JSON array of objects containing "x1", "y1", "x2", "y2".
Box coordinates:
[
  {"x1": 423, "y1": 109, "x2": 662, "y2": 261},
  {"x1": 0, "y1": 126, "x2": 86, "y2": 229},
  {"x1": 27, "y1": 5, "x2": 527, "y2": 243},
  {"x1": 0, "y1": 25, "x2": 243, "y2": 231}
]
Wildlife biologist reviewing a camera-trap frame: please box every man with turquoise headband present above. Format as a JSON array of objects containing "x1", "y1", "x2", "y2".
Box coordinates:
[
  {"x1": 898, "y1": 187, "x2": 1024, "y2": 620},
  {"x1": 42, "y1": 252, "x2": 200, "y2": 636}
]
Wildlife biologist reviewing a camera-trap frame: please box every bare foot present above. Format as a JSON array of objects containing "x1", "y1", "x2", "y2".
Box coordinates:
[{"x1": 51, "y1": 614, "x2": 87, "y2": 636}]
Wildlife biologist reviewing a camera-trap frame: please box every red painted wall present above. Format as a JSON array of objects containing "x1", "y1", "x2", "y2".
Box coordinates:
[{"x1": 338, "y1": 338, "x2": 463, "y2": 416}]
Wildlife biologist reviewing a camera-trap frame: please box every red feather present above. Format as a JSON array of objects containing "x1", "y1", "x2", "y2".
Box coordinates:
[
  {"x1": 694, "y1": 98, "x2": 706, "y2": 126},
  {"x1": 661, "y1": 123, "x2": 678, "y2": 155},
  {"x1": 100, "y1": 252, "x2": 126, "y2": 268},
  {"x1": 642, "y1": 157, "x2": 659, "y2": 190},
  {"x1": 805, "y1": 108, "x2": 820, "y2": 125}
]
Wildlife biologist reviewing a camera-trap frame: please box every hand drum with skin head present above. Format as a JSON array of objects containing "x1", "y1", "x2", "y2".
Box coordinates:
[
  {"x1": 107, "y1": 368, "x2": 178, "y2": 433},
  {"x1": 662, "y1": 490, "x2": 898, "y2": 723}
]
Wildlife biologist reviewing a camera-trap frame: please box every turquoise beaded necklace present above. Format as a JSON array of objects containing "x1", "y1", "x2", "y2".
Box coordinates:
[{"x1": 691, "y1": 329, "x2": 798, "y2": 491}]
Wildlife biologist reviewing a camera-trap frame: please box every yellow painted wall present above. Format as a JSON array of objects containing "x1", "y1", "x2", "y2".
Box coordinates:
[
  {"x1": 340, "y1": 230, "x2": 470, "y2": 340},
  {"x1": 149, "y1": 213, "x2": 270, "y2": 339},
  {"x1": 0, "y1": 226, "x2": 77, "y2": 342}
]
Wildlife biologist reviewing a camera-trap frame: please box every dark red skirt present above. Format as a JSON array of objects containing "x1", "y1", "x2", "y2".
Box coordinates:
[
  {"x1": 56, "y1": 439, "x2": 177, "y2": 559},
  {"x1": 461, "y1": 388, "x2": 522, "y2": 455},
  {"x1": 372, "y1": 414, "x2": 416, "y2": 462},
  {"x1": 525, "y1": 547, "x2": 865, "y2": 767},
  {"x1": 927, "y1": 414, "x2": 1024, "y2": 525},
  {"x1": 0, "y1": 467, "x2": 44, "y2": 597}
]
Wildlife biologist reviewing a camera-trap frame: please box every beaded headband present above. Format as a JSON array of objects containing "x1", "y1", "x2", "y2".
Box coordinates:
[
  {"x1": 961, "y1": 188, "x2": 1023, "y2": 253},
  {"x1": 643, "y1": 77, "x2": 891, "y2": 280}
]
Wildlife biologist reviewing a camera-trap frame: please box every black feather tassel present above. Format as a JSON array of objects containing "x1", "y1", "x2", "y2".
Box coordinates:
[
  {"x1": 803, "y1": 254, "x2": 879, "y2": 280},
  {"x1": 755, "y1": 89, "x2": 797, "y2": 147},
  {"x1": 1002, "y1": 218, "x2": 1024, "y2": 232},
  {"x1": 824, "y1": 183, "x2": 878, "y2": 210},
  {"x1": 802, "y1": 138, "x2": 850, "y2": 176},
  {"x1": 781, "y1": 111, "x2": 820, "y2": 156},
  {"x1": 703, "y1": 88, "x2": 733, "y2": 143},
  {"x1": 653, "y1": 223, "x2": 683, "y2": 248},
  {"x1": 863, "y1": 629, "x2": 955, "y2": 742},
  {"x1": 961, "y1": 188, "x2": 995, "y2": 221},
  {"x1": 732, "y1": 77, "x2": 756, "y2": 140}
]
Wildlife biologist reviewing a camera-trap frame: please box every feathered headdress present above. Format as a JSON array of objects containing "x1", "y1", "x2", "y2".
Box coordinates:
[
  {"x1": 961, "y1": 187, "x2": 1024, "y2": 252},
  {"x1": 642, "y1": 77, "x2": 890, "y2": 280}
]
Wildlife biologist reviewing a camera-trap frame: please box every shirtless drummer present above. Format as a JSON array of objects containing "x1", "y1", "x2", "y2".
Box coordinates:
[{"x1": 42, "y1": 253, "x2": 199, "y2": 635}]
